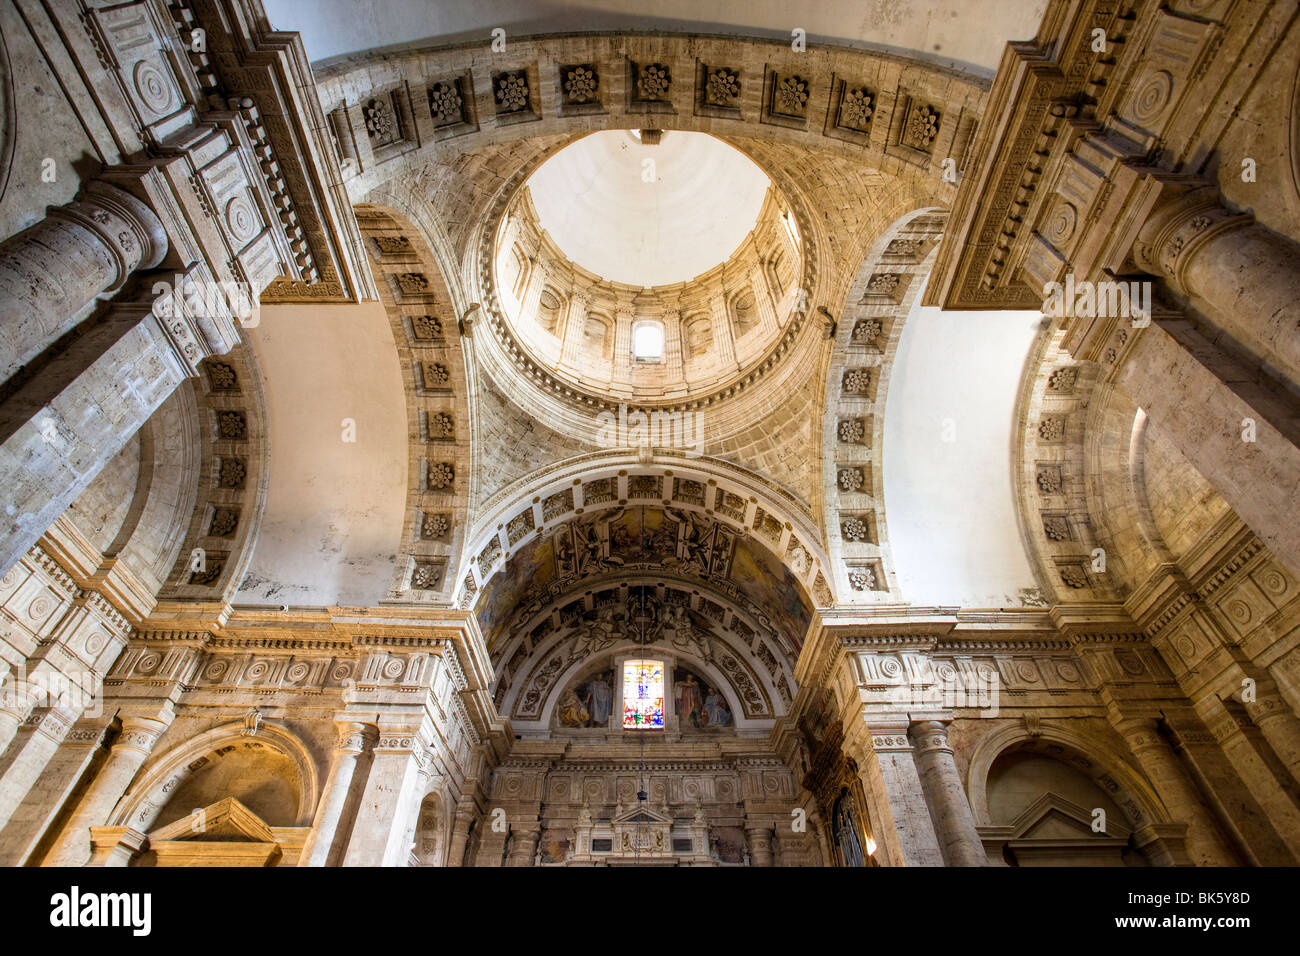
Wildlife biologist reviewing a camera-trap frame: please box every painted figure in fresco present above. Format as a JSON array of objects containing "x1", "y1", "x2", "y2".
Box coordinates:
[
  {"x1": 558, "y1": 689, "x2": 589, "y2": 727},
  {"x1": 833, "y1": 788, "x2": 867, "y2": 868},
  {"x1": 569, "y1": 604, "x2": 618, "y2": 661},
  {"x1": 703, "y1": 687, "x2": 731, "y2": 727},
  {"x1": 664, "y1": 604, "x2": 711, "y2": 661},
  {"x1": 676, "y1": 672, "x2": 703, "y2": 727},
  {"x1": 585, "y1": 672, "x2": 613, "y2": 726}
]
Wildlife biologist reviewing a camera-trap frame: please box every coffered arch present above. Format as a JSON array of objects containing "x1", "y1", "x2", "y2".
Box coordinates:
[
  {"x1": 351, "y1": 203, "x2": 475, "y2": 603},
  {"x1": 821, "y1": 206, "x2": 947, "y2": 604},
  {"x1": 458, "y1": 449, "x2": 836, "y2": 619}
]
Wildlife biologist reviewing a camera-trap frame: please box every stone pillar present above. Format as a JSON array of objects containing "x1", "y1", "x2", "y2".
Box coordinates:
[
  {"x1": 341, "y1": 727, "x2": 428, "y2": 867},
  {"x1": 558, "y1": 289, "x2": 590, "y2": 368},
  {"x1": 42, "y1": 708, "x2": 173, "y2": 867},
  {"x1": 0, "y1": 706, "x2": 83, "y2": 833},
  {"x1": 445, "y1": 801, "x2": 476, "y2": 867},
  {"x1": 0, "y1": 180, "x2": 167, "y2": 385},
  {"x1": 299, "y1": 720, "x2": 373, "y2": 867},
  {"x1": 1198, "y1": 696, "x2": 1300, "y2": 856},
  {"x1": 708, "y1": 288, "x2": 738, "y2": 371},
  {"x1": 0, "y1": 717, "x2": 112, "y2": 866},
  {"x1": 748, "y1": 265, "x2": 781, "y2": 337},
  {"x1": 909, "y1": 719, "x2": 986, "y2": 866},
  {"x1": 1134, "y1": 186, "x2": 1300, "y2": 386},
  {"x1": 845, "y1": 716, "x2": 944, "y2": 866},
  {"x1": 1242, "y1": 687, "x2": 1300, "y2": 787},
  {"x1": 1116, "y1": 321, "x2": 1300, "y2": 575},
  {"x1": 745, "y1": 823, "x2": 774, "y2": 866},
  {"x1": 0, "y1": 299, "x2": 194, "y2": 576},
  {"x1": 611, "y1": 300, "x2": 635, "y2": 392},
  {"x1": 506, "y1": 819, "x2": 541, "y2": 866},
  {"x1": 0, "y1": 680, "x2": 42, "y2": 760},
  {"x1": 1111, "y1": 716, "x2": 1237, "y2": 866}
]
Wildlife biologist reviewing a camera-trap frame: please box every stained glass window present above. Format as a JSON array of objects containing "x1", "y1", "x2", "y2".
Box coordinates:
[{"x1": 622, "y1": 659, "x2": 664, "y2": 729}]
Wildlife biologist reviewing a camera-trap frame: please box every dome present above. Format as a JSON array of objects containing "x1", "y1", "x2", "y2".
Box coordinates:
[
  {"x1": 525, "y1": 131, "x2": 772, "y2": 287},
  {"x1": 490, "y1": 132, "x2": 807, "y2": 407}
]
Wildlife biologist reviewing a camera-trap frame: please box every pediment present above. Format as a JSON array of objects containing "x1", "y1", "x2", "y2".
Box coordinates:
[
  {"x1": 1010, "y1": 792, "x2": 1131, "y2": 841},
  {"x1": 149, "y1": 796, "x2": 278, "y2": 844},
  {"x1": 612, "y1": 803, "x2": 672, "y2": 826}
]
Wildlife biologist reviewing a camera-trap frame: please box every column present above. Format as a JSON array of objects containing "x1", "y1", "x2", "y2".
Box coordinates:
[
  {"x1": 558, "y1": 289, "x2": 590, "y2": 368},
  {"x1": 341, "y1": 726, "x2": 428, "y2": 867},
  {"x1": 745, "y1": 823, "x2": 774, "y2": 866},
  {"x1": 1197, "y1": 696, "x2": 1300, "y2": 858},
  {"x1": 0, "y1": 298, "x2": 195, "y2": 577},
  {"x1": 0, "y1": 708, "x2": 77, "y2": 832},
  {"x1": 505, "y1": 818, "x2": 541, "y2": 866},
  {"x1": 610, "y1": 299, "x2": 635, "y2": 392},
  {"x1": 708, "y1": 286, "x2": 739, "y2": 371},
  {"x1": 0, "y1": 717, "x2": 112, "y2": 866},
  {"x1": 909, "y1": 719, "x2": 986, "y2": 866},
  {"x1": 1116, "y1": 320, "x2": 1300, "y2": 575},
  {"x1": 0, "y1": 180, "x2": 167, "y2": 385},
  {"x1": 42, "y1": 707, "x2": 174, "y2": 867},
  {"x1": 1134, "y1": 185, "x2": 1300, "y2": 386},
  {"x1": 299, "y1": 720, "x2": 373, "y2": 867},
  {"x1": 1111, "y1": 715, "x2": 1237, "y2": 866},
  {"x1": 845, "y1": 716, "x2": 944, "y2": 866},
  {"x1": 1242, "y1": 685, "x2": 1300, "y2": 787},
  {"x1": 748, "y1": 265, "x2": 781, "y2": 336},
  {"x1": 445, "y1": 801, "x2": 476, "y2": 867}
]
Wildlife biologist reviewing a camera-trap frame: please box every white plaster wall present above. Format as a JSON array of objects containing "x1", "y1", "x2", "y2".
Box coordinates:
[
  {"x1": 882, "y1": 306, "x2": 1042, "y2": 608},
  {"x1": 263, "y1": 0, "x2": 1048, "y2": 76},
  {"x1": 237, "y1": 303, "x2": 406, "y2": 607}
]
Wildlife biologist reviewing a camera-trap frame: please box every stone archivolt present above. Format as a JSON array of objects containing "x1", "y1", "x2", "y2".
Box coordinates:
[{"x1": 1, "y1": 1, "x2": 1299, "y2": 872}]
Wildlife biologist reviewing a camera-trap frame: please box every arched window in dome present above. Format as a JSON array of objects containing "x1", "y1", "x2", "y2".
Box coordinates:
[{"x1": 632, "y1": 320, "x2": 663, "y2": 363}]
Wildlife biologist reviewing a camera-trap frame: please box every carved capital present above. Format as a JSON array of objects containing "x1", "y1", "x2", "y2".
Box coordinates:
[{"x1": 1132, "y1": 184, "x2": 1251, "y2": 288}]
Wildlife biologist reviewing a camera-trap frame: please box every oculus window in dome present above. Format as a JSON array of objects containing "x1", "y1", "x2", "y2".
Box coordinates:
[{"x1": 526, "y1": 131, "x2": 772, "y2": 287}]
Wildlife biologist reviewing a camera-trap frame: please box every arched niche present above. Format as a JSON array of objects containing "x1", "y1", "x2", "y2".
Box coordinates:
[
  {"x1": 966, "y1": 724, "x2": 1174, "y2": 867},
  {"x1": 110, "y1": 720, "x2": 319, "y2": 833},
  {"x1": 537, "y1": 286, "x2": 564, "y2": 333},
  {"x1": 413, "y1": 791, "x2": 450, "y2": 866}
]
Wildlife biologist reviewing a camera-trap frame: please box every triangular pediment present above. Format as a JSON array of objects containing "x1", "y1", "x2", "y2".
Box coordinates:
[
  {"x1": 1010, "y1": 792, "x2": 1131, "y2": 841},
  {"x1": 149, "y1": 796, "x2": 277, "y2": 844},
  {"x1": 612, "y1": 803, "x2": 672, "y2": 825}
]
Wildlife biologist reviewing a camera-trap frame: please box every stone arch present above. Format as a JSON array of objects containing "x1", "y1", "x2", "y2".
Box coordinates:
[
  {"x1": 458, "y1": 448, "x2": 834, "y2": 611},
  {"x1": 536, "y1": 285, "x2": 564, "y2": 333},
  {"x1": 156, "y1": 339, "x2": 271, "y2": 604},
  {"x1": 109, "y1": 720, "x2": 320, "y2": 832},
  {"x1": 525, "y1": 643, "x2": 755, "y2": 732},
  {"x1": 965, "y1": 722, "x2": 1171, "y2": 833},
  {"x1": 682, "y1": 312, "x2": 712, "y2": 359},
  {"x1": 821, "y1": 206, "x2": 947, "y2": 603},
  {"x1": 111, "y1": 385, "x2": 203, "y2": 595},
  {"x1": 413, "y1": 790, "x2": 451, "y2": 866},
  {"x1": 351, "y1": 202, "x2": 474, "y2": 603},
  {"x1": 730, "y1": 287, "x2": 759, "y2": 337}
]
